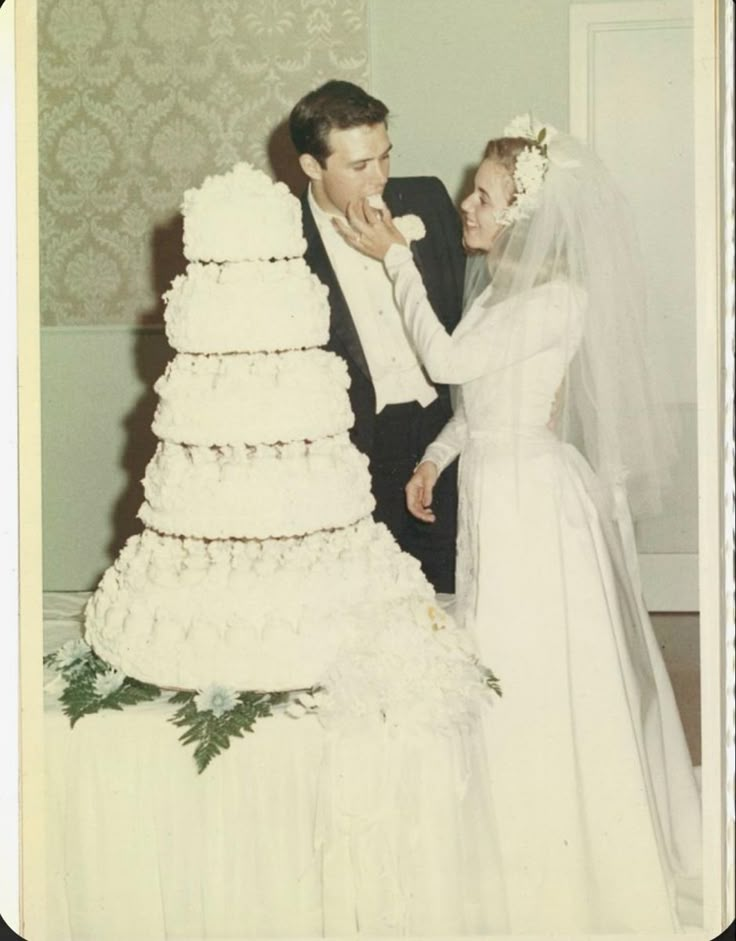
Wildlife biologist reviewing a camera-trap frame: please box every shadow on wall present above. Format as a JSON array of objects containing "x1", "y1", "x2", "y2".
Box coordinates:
[
  {"x1": 454, "y1": 164, "x2": 477, "y2": 208},
  {"x1": 140, "y1": 213, "x2": 187, "y2": 327},
  {"x1": 101, "y1": 217, "x2": 186, "y2": 577},
  {"x1": 268, "y1": 118, "x2": 307, "y2": 196}
]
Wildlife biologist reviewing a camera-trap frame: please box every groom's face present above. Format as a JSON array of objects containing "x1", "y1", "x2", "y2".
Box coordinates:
[{"x1": 302, "y1": 123, "x2": 392, "y2": 216}]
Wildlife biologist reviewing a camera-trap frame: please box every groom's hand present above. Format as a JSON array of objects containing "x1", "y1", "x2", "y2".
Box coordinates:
[{"x1": 405, "y1": 461, "x2": 439, "y2": 523}]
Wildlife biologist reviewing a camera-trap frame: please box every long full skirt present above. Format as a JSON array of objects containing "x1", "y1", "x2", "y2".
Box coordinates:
[{"x1": 453, "y1": 437, "x2": 702, "y2": 933}]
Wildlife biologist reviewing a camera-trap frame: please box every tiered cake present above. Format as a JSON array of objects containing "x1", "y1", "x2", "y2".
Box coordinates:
[{"x1": 84, "y1": 164, "x2": 471, "y2": 699}]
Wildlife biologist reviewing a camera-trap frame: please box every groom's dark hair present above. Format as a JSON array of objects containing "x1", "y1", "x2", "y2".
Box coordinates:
[{"x1": 289, "y1": 80, "x2": 389, "y2": 167}]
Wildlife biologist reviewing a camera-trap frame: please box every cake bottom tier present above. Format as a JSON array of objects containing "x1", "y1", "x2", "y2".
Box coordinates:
[{"x1": 84, "y1": 519, "x2": 434, "y2": 691}]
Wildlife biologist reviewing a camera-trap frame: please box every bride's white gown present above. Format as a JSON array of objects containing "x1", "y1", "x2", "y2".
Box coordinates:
[{"x1": 385, "y1": 244, "x2": 702, "y2": 933}]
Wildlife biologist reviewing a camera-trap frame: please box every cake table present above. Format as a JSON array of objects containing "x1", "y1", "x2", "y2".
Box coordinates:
[{"x1": 43, "y1": 593, "x2": 508, "y2": 940}]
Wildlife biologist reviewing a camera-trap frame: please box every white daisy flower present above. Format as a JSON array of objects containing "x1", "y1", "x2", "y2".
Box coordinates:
[
  {"x1": 54, "y1": 638, "x2": 92, "y2": 670},
  {"x1": 194, "y1": 684, "x2": 239, "y2": 717},
  {"x1": 93, "y1": 668, "x2": 125, "y2": 699}
]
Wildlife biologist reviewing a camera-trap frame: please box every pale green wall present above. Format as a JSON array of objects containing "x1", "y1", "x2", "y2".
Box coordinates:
[
  {"x1": 369, "y1": 0, "x2": 585, "y2": 201},
  {"x1": 41, "y1": 328, "x2": 171, "y2": 590}
]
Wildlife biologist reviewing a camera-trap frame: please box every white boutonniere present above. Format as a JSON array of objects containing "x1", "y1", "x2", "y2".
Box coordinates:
[{"x1": 393, "y1": 214, "x2": 426, "y2": 243}]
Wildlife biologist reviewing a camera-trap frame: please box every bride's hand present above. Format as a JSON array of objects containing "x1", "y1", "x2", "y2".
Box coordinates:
[
  {"x1": 332, "y1": 198, "x2": 406, "y2": 260},
  {"x1": 405, "y1": 461, "x2": 438, "y2": 523}
]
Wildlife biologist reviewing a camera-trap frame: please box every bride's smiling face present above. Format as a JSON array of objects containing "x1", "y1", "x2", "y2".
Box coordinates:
[{"x1": 460, "y1": 159, "x2": 514, "y2": 252}]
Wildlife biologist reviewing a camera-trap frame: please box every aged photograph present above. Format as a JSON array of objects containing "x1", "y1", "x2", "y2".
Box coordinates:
[{"x1": 7, "y1": 0, "x2": 733, "y2": 938}]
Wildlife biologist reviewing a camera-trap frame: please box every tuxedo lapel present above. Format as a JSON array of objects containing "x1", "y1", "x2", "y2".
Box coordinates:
[
  {"x1": 384, "y1": 178, "x2": 464, "y2": 333},
  {"x1": 301, "y1": 195, "x2": 371, "y2": 381},
  {"x1": 384, "y1": 183, "x2": 430, "y2": 287}
]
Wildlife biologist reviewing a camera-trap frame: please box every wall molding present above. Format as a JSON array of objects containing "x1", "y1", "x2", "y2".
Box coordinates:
[
  {"x1": 570, "y1": 0, "x2": 692, "y2": 143},
  {"x1": 569, "y1": 0, "x2": 699, "y2": 611},
  {"x1": 41, "y1": 323, "x2": 166, "y2": 335}
]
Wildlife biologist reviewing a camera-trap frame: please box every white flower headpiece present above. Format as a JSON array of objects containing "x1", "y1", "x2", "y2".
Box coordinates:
[
  {"x1": 494, "y1": 114, "x2": 558, "y2": 226},
  {"x1": 504, "y1": 114, "x2": 559, "y2": 144}
]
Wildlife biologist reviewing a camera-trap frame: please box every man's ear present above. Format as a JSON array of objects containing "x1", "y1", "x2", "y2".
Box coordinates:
[{"x1": 299, "y1": 153, "x2": 322, "y2": 183}]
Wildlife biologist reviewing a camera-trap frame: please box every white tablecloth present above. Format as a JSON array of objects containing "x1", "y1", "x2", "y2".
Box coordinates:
[{"x1": 43, "y1": 593, "x2": 507, "y2": 940}]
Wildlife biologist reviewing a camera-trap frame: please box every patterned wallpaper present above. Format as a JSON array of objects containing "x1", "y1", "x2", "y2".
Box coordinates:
[{"x1": 38, "y1": 0, "x2": 369, "y2": 326}]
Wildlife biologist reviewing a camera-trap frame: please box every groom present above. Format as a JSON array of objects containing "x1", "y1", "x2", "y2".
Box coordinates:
[{"x1": 288, "y1": 80, "x2": 463, "y2": 593}]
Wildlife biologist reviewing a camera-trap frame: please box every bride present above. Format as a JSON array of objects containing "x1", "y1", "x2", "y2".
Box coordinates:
[{"x1": 335, "y1": 117, "x2": 702, "y2": 933}]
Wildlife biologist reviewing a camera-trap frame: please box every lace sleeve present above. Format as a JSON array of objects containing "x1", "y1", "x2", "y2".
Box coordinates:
[
  {"x1": 384, "y1": 245, "x2": 490, "y2": 384},
  {"x1": 421, "y1": 391, "x2": 467, "y2": 476},
  {"x1": 384, "y1": 244, "x2": 582, "y2": 385}
]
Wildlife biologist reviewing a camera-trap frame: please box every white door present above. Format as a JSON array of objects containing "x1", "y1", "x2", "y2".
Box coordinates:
[{"x1": 570, "y1": 0, "x2": 698, "y2": 611}]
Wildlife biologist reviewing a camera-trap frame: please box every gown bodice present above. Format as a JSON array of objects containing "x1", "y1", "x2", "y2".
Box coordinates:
[{"x1": 383, "y1": 243, "x2": 585, "y2": 469}]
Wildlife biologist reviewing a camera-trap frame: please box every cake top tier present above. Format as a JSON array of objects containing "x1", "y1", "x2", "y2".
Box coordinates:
[{"x1": 182, "y1": 162, "x2": 307, "y2": 263}]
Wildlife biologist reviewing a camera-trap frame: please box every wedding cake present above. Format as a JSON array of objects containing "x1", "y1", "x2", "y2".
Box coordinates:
[{"x1": 84, "y1": 163, "x2": 485, "y2": 712}]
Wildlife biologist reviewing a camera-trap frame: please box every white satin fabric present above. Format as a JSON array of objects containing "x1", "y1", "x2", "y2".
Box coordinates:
[
  {"x1": 386, "y1": 245, "x2": 703, "y2": 932},
  {"x1": 43, "y1": 594, "x2": 508, "y2": 939}
]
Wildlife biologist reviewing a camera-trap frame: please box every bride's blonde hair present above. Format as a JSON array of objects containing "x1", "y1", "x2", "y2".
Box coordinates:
[
  {"x1": 483, "y1": 136, "x2": 532, "y2": 177},
  {"x1": 482, "y1": 136, "x2": 569, "y2": 290}
]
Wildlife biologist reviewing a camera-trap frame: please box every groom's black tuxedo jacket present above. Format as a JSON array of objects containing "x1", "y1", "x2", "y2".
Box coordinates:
[{"x1": 301, "y1": 176, "x2": 465, "y2": 460}]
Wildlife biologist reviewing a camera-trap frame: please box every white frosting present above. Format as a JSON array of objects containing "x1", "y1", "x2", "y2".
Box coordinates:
[
  {"x1": 164, "y1": 259, "x2": 329, "y2": 354},
  {"x1": 182, "y1": 162, "x2": 306, "y2": 262},
  {"x1": 152, "y1": 349, "x2": 353, "y2": 446},
  {"x1": 84, "y1": 521, "x2": 432, "y2": 691},
  {"x1": 139, "y1": 434, "x2": 374, "y2": 539}
]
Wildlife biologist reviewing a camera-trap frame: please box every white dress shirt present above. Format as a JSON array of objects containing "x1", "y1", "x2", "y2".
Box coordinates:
[{"x1": 308, "y1": 187, "x2": 438, "y2": 414}]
